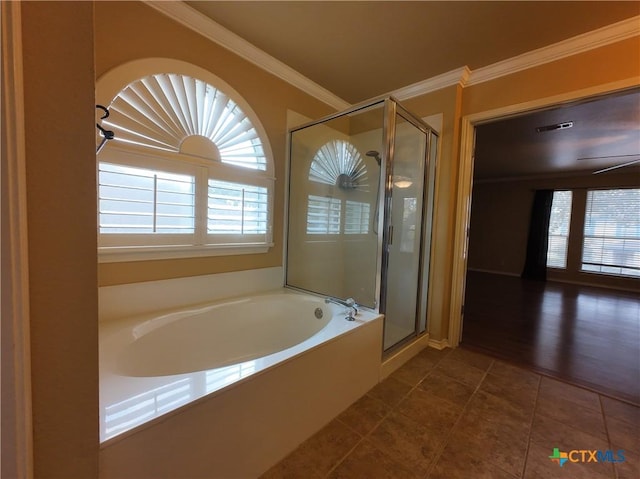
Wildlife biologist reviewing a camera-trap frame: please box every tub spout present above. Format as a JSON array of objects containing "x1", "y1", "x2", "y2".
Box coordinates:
[{"x1": 325, "y1": 296, "x2": 358, "y2": 320}]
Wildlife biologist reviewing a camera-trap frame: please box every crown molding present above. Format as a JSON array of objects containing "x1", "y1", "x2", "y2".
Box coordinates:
[
  {"x1": 391, "y1": 66, "x2": 471, "y2": 100},
  {"x1": 143, "y1": 2, "x2": 638, "y2": 106},
  {"x1": 144, "y1": 1, "x2": 350, "y2": 110},
  {"x1": 468, "y1": 15, "x2": 640, "y2": 86}
]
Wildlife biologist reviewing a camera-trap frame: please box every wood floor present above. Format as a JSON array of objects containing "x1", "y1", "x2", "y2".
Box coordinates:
[{"x1": 461, "y1": 271, "x2": 640, "y2": 405}]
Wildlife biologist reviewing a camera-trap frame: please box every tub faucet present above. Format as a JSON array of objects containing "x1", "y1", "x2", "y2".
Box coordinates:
[{"x1": 325, "y1": 296, "x2": 358, "y2": 321}]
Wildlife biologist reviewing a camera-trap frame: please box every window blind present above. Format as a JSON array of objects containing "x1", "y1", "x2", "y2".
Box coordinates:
[
  {"x1": 99, "y1": 163, "x2": 195, "y2": 234},
  {"x1": 108, "y1": 74, "x2": 267, "y2": 170},
  {"x1": 547, "y1": 190, "x2": 572, "y2": 269},
  {"x1": 582, "y1": 188, "x2": 640, "y2": 278},
  {"x1": 207, "y1": 179, "x2": 268, "y2": 235}
]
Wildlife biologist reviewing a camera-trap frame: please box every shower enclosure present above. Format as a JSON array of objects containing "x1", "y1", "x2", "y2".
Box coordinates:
[{"x1": 286, "y1": 97, "x2": 438, "y2": 353}]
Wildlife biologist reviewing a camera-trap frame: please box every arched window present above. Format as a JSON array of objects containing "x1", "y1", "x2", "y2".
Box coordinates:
[
  {"x1": 306, "y1": 140, "x2": 371, "y2": 235},
  {"x1": 96, "y1": 59, "x2": 274, "y2": 261}
]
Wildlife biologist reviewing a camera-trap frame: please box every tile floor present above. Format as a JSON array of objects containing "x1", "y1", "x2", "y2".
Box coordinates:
[{"x1": 262, "y1": 347, "x2": 639, "y2": 479}]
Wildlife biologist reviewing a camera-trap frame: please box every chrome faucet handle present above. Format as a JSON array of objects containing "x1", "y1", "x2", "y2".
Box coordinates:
[
  {"x1": 325, "y1": 296, "x2": 359, "y2": 320},
  {"x1": 346, "y1": 299, "x2": 358, "y2": 317}
]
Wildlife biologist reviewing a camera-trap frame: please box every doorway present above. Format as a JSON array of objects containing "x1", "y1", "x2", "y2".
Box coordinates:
[
  {"x1": 450, "y1": 81, "x2": 640, "y2": 346},
  {"x1": 450, "y1": 85, "x2": 640, "y2": 403}
]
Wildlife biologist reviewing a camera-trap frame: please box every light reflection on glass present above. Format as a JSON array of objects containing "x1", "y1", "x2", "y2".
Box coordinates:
[
  {"x1": 102, "y1": 360, "x2": 258, "y2": 441},
  {"x1": 206, "y1": 361, "x2": 257, "y2": 393}
]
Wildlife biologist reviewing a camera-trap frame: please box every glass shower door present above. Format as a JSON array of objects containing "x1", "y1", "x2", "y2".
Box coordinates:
[
  {"x1": 286, "y1": 102, "x2": 385, "y2": 309},
  {"x1": 381, "y1": 109, "x2": 428, "y2": 351}
]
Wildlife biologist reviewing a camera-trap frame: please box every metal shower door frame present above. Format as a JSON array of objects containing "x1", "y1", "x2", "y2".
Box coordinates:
[{"x1": 379, "y1": 98, "x2": 435, "y2": 354}]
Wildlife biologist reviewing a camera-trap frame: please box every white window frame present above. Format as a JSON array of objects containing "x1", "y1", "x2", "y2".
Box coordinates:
[{"x1": 96, "y1": 59, "x2": 275, "y2": 263}]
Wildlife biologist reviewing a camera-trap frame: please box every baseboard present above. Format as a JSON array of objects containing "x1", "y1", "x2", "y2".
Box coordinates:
[
  {"x1": 380, "y1": 333, "x2": 430, "y2": 380},
  {"x1": 427, "y1": 338, "x2": 451, "y2": 350},
  {"x1": 468, "y1": 268, "x2": 639, "y2": 293},
  {"x1": 547, "y1": 276, "x2": 640, "y2": 294},
  {"x1": 467, "y1": 268, "x2": 520, "y2": 277}
]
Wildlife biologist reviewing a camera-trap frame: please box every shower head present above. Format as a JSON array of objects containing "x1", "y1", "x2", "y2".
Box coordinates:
[{"x1": 366, "y1": 150, "x2": 381, "y2": 166}]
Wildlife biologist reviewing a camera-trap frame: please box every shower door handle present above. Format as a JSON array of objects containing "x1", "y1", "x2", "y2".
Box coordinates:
[{"x1": 388, "y1": 225, "x2": 394, "y2": 245}]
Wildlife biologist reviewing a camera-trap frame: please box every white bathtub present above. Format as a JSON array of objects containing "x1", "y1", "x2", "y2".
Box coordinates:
[
  {"x1": 104, "y1": 292, "x2": 334, "y2": 377},
  {"x1": 99, "y1": 288, "x2": 383, "y2": 478}
]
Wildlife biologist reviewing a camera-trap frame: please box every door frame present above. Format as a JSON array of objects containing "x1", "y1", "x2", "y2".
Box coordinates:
[
  {"x1": 1, "y1": 1, "x2": 34, "y2": 477},
  {"x1": 448, "y1": 77, "x2": 640, "y2": 347}
]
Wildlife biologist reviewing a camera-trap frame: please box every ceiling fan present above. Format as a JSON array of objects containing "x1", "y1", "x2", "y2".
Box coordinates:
[{"x1": 576, "y1": 154, "x2": 640, "y2": 175}]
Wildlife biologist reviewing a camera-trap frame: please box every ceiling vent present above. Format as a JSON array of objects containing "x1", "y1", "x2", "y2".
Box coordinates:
[{"x1": 535, "y1": 121, "x2": 573, "y2": 133}]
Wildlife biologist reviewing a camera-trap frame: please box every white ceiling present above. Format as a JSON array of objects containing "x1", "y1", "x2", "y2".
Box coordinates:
[{"x1": 169, "y1": 2, "x2": 640, "y2": 179}]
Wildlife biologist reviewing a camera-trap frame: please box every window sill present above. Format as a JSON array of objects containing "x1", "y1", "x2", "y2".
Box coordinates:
[{"x1": 98, "y1": 244, "x2": 273, "y2": 263}]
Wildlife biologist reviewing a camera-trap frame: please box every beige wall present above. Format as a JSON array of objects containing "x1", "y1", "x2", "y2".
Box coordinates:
[
  {"x1": 94, "y1": 1, "x2": 334, "y2": 286},
  {"x1": 468, "y1": 172, "x2": 640, "y2": 291},
  {"x1": 468, "y1": 181, "x2": 532, "y2": 275},
  {"x1": 21, "y1": 2, "x2": 99, "y2": 477}
]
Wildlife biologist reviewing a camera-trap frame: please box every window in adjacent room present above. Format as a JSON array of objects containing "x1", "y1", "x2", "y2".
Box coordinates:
[
  {"x1": 96, "y1": 63, "x2": 274, "y2": 261},
  {"x1": 546, "y1": 190, "x2": 573, "y2": 269},
  {"x1": 581, "y1": 188, "x2": 640, "y2": 278},
  {"x1": 400, "y1": 197, "x2": 417, "y2": 253}
]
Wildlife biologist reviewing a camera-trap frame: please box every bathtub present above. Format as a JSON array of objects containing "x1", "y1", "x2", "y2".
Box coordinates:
[
  {"x1": 103, "y1": 292, "x2": 336, "y2": 378},
  {"x1": 99, "y1": 289, "x2": 383, "y2": 478}
]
